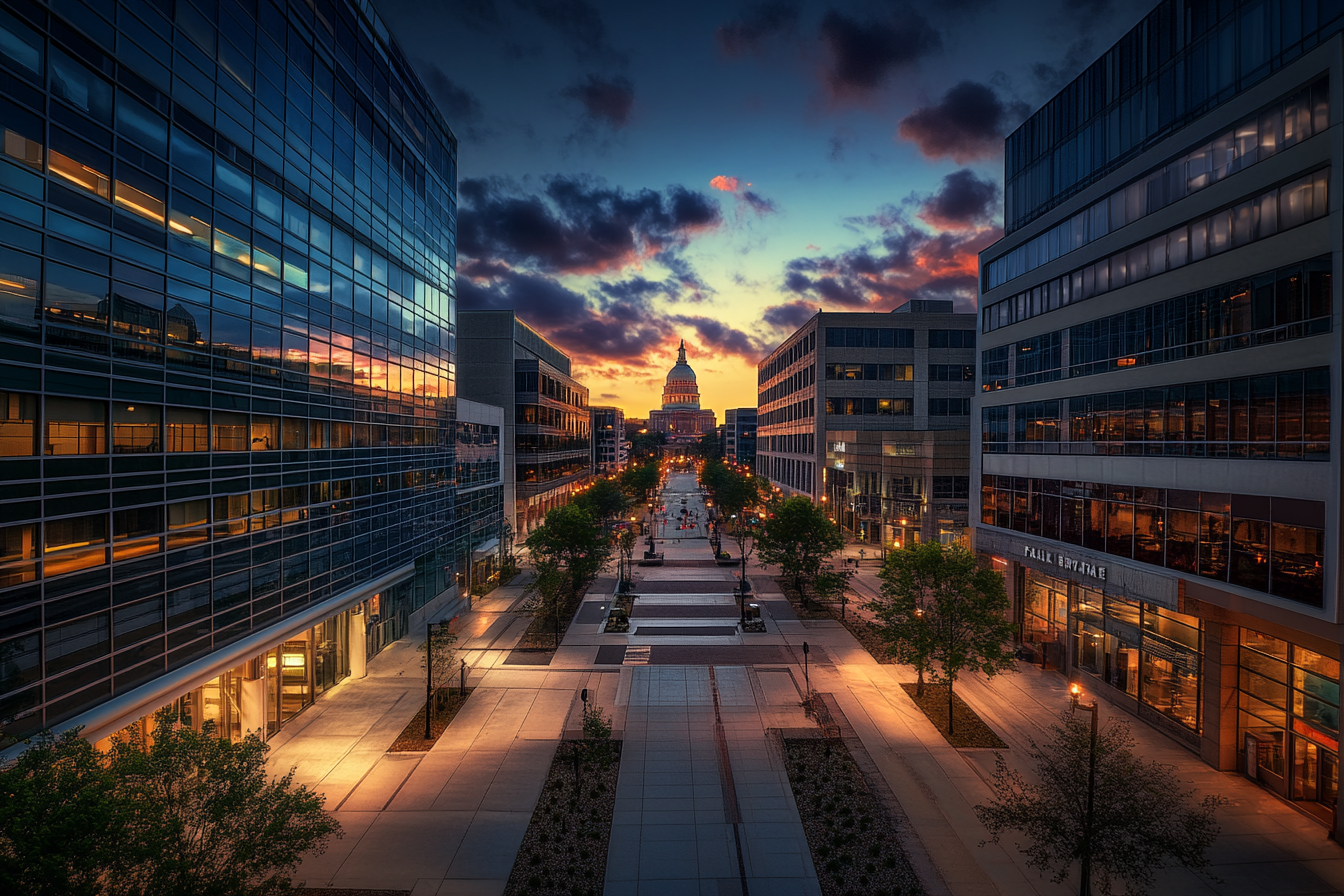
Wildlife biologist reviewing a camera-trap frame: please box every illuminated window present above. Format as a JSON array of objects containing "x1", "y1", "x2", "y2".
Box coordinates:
[
  {"x1": 166, "y1": 407, "x2": 209, "y2": 452},
  {"x1": 166, "y1": 499, "x2": 210, "y2": 549},
  {"x1": 113, "y1": 505, "x2": 162, "y2": 561},
  {"x1": 114, "y1": 177, "x2": 166, "y2": 224},
  {"x1": 0, "y1": 390, "x2": 36, "y2": 456},
  {"x1": 44, "y1": 514, "x2": 107, "y2": 575},
  {"x1": 48, "y1": 147, "x2": 110, "y2": 199},
  {"x1": 44, "y1": 396, "x2": 106, "y2": 455},
  {"x1": 112, "y1": 404, "x2": 160, "y2": 453}
]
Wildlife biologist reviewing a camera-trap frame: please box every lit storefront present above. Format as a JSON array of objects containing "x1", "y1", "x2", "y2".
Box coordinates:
[{"x1": 1238, "y1": 629, "x2": 1340, "y2": 822}]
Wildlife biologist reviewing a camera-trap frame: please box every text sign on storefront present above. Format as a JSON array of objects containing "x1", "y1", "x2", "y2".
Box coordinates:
[{"x1": 1022, "y1": 544, "x2": 1107, "y2": 581}]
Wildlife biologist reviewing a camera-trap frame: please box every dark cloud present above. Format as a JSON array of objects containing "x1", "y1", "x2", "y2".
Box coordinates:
[
  {"x1": 671, "y1": 315, "x2": 769, "y2": 358},
  {"x1": 778, "y1": 205, "x2": 999, "y2": 313},
  {"x1": 818, "y1": 7, "x2": 940, "y2": 97},
  {"x1": 562, "y1": 75, "x2": 635, "y2": 129},
  {"x1": 457, "y1": 263, "x2": 590, "y2": 329},
  {"x1": 420, "y1": 65, "x2": 488, "y2": 140},
  {"x1": 918, "y1": 169, "x2": 999, "y2": 230},
  {"x1": 516, "y1": 0, "x2": 628, "y2": 66},
  {"x1": 762, "y1": 301, "x2": 819, "y2": 330},
  {"x1": 458, "y1": 0, "x2": 502, "y2": 29},
  {"x1": 458, "y1": 176, "x2": 721, "y2": 276},
  {"x1": 739, "y1": 191, "x2": 778, "y2": 216},
  {"x1": 897, "y1": 80, "x2": 1027, "y2": 163},
  {"x1": 717, "y1": 0, "x2": 801, "y2": 57}
]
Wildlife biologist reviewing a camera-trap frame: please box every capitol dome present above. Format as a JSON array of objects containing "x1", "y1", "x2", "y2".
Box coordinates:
[{"x1": 661, "y1": 339, "x2": 701, "y2": 410}]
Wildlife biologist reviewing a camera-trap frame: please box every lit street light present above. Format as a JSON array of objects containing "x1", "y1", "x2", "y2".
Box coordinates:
[{"x1": 1070, "y1": 683, "x2": 1100, "y2": 896}]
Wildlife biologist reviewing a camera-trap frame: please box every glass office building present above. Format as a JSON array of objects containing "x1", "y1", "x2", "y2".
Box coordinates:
[
  {"x1": 0, "y1": 0, "x2": 487, "y2": 748},
  {"x1": 974, "y1": 0, "x2": 1343, "y2": 828}
]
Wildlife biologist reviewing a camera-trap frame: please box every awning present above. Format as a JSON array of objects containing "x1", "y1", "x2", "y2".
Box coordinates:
[{"x1": 472, "y1": 537, "x2": 501, "y2": 559}]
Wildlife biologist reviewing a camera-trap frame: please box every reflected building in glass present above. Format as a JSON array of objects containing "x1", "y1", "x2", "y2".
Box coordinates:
[
  {"x1": 973, "y1": 0, "x2": 1343, "y2": 830},
  {"x1": 0, "y1": 0, "x2": 501, "y2": 748}
]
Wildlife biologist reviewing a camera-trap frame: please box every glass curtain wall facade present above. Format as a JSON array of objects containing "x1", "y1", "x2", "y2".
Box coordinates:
[{"x1": 0, "y1": 0, "x2": 467, "y2": 746}]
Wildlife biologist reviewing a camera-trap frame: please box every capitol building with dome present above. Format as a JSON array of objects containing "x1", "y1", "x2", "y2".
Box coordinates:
[{"x1": 649, "y1": 339, "x2": 717, "y2": 440}]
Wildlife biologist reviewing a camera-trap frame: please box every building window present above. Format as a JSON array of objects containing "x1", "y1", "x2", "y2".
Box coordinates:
[
  {"x1": 0, "y1": 522, "x2": 38, "y2": 587},
  {"x1": 44, "y1": 515, "x2": 107, "y2": 576},
  {"x1": 212, "y1": 411, "x2": 248, "y2": 451},
  {"x1": 166, "y1": 408, "x2": 209, "y2": 452},
  {"x1": 44, "y1": 397, "x2": 106, "y2": 456},
  {"x1": 113, "y1": 506, "x2": 162, "y2": 561},
  {"x1": 112, "y1": 404, "x2": 160, "y2": 453},
  {"x1": 0, "y1": 390, "x2": 37, "y2": 456},
  {"x1": 167, "y1": 500, "x2": 210, "y2": 549}
]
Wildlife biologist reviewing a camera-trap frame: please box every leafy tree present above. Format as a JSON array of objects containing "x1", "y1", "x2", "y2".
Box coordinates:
[
  {"x1": 628, "y1": 429, "x2": 666, "y2": 460},
  {"x1": 572, "y1": 477, "x2": 631, "y2": 524},
  {"x1": 524, "y1": 559, "x2": 571, "y2": 648},
  {"x1": 1, "y1": 719, "x2": 340, "y2": 896},
  {"x1": 525, "y1": 503, "x2": 613, "y2": 603},
  {"x1": 696, "y1": 430, "x2": 723, "y2": 460},
  {"x1": 976, "y1": 711, "x2": 1225, "y2": 896},
  {"x1": 872, "y1": 541, "x2": 1015, "y2": 732},
  {"x1": 756, "y1": 496, "x2": 845, "y2": 601},
  {"x1": 701, "y1": 460, "x2": 764, "y2": 523},
  {"x1": 0, "y1": 730, "x2": 128, "y2": 896},
  {"x1": 616, "y1": 527, "x2": 637, "y2": 592},
  {"x1": 813, "y1": 563, "x2": 855, "y2": 618},
  {"x1": 619, "y1": 460, "x2": 661, "y2": 504},
  {"x1": 107, "y1": 715, "x2": 340, "y2": 896}
]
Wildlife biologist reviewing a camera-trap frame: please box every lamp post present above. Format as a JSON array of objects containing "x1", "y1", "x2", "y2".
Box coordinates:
[{"x1": 1070, "y1": 683, "x2": 1099, "y2": 896}]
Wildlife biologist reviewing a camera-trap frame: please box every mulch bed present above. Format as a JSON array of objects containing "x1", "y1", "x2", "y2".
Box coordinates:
[
  {"x1": 899, "y1": 683, "x2": 1006, "y2": 749},
  {"x1": 296, "y1": 891, "x2": 409, "y2": 895},
  {"x1": 386, "y1": 688, "x2": 474, "y2": 752},
  {"x1": 503, "y1": 740, "x2": 622, "y2": 896},
  {"x1": 784, "y1": 737, "x2": 923, "y2": 896},
  {"x1": 774, "y1": 577, "x2": 840, "y2": 620}
]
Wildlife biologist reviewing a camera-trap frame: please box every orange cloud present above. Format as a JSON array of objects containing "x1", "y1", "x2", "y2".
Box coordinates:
[{"x1": 710, "y1": 175, "x2": 739, "y2": 192}]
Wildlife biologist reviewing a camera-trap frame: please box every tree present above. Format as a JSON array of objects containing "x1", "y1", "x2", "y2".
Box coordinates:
[
  {"x1": 572, "y1": 477, "x2": 631, "y2": 524},
  {"x1": 628, "y1": 429, "x2": 666, "y2": 460},
  {"x1": 976, "y1": 712, "x2": 1225, "y2": 896},
  {"x1": 756, "y1": 496, "x2": 845, "y2": 601},
  {"x1": 525, "y1": 503, "x2": 613, "y2": 602},
  {"x1": 616, "y1": 527, "x2": 637, "y2": 592},
  {"x1": 813, "y1": 563, "x2": 855, "y2": 618},
  {"x1": 107, "y1": 715, "x2": 340, "y2": 896},
  {"x1": 696, "y1": 430, "x2": 723, "y2": 460},
  {"x1": 0, "y1": 730, "x2": 129, "y2": 896},
  {"x1": 0, "y1": 719, "x2": 340, "y2": 896},
  {"x1": 872, "y1": 541, "x2": 1015, "y2": 733},
  {"x1": 619, "y1": 460, "x2": 661, "y2": 504}
]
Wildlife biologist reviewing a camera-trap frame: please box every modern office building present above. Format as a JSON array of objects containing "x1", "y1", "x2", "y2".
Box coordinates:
[
  {"x1": 457, "y1": 310, "x2": 590, "y2": 536},
  {"x1": 723, "y1": 407, "x2": 756, "y2": 468},
  {"x1": 590, "y1": 405, "x2": 626, "y2": 475},
  {"x1": 648, "y1": 339, "x2": 716, "y2": 441},
  {"x1": 756, "y1": 300, "x2": 976, "y2": 548},
  {"x1": 973, "y1": 0, "x2": 1343, "y2": 828},
  {"x1": 0, "y1": 0, "x2": 499, "y2": 749}
]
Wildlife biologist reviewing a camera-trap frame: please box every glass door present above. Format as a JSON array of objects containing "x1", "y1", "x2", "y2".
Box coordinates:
[{"x1": 279, "y1": 639, "x2": 311, "y2": 724}]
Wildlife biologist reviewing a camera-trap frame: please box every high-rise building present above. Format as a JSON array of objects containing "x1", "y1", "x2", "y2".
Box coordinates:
[
  {"x1": 756, "y1": 300, "x2": 976, "y2": 548},
  {"x1": 723, "y1": 408, "x2": 756, "y2": 468},
  {"x1": 0, "y1": 0, "x2": 499, "y2": 750},
  {"x1": 457, "y1": 310, "x2": 590, "y2": 536},
  {"x1": 590, "y1": 405, "x2": 626, "y2": 475},
  {"x1": 973, "y1": 0, "x2": 1344, "y2": 830}
]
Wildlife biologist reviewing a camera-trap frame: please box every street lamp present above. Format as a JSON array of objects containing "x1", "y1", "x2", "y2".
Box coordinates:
[{"x1": 1070, "y1": 683, "x2": 1100, "y2": 896}]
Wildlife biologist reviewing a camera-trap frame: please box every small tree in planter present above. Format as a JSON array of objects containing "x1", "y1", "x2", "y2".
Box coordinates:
[{"x1": 813, "y1": 563, "x2": 855, "y2": 618}]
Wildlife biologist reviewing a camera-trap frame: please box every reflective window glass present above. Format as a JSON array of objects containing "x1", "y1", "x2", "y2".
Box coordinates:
[
  {"x1": 44, "y1": 397, "x2": 106, "y2": 455},
  {"x1": 112, "y1": 403, "x2": 160, "y2": 453}
]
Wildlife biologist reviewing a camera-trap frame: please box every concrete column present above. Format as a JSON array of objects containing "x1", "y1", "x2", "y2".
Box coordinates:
[
  {"x1": 349, "y1": 613, "x2": 368, "y2": 679},
  {"x1": 1200, "y1": 619, "x2": 1241, "y2": 771},
  {"x1": 240, "y1": 676, "x2": 267, "y2": 739}
]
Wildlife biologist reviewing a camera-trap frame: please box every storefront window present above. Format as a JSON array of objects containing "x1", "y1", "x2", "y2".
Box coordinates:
[{"x1": 1140, "y1": 605, "x2": 1201, "y2": 730}]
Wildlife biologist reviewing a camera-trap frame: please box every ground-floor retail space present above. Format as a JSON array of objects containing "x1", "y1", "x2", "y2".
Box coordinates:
[
  {"x1": 979, "y1": 530, "x2": 1340, "y2": 830},
  {"x1": 101, "y1": 578, "x2": 421, "y2": 748}
]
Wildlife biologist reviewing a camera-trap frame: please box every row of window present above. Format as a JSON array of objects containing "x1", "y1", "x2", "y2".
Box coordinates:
[
  {"x1": 1003, "y1": 4, "x2": 1339, "y2": 230},
  {"x1": 758, "y1": 397, "x2": 813, "y2": 427},
  {"x1": 982, "y1": 169, "x2": 1330, "y2": 333},
  {"x1": 516, "y1": 458, "x2": 588, "y2": 484},
  {"x1": 758, "y1": 328, "x2": 815, "y2": 384},
  {"x1": 990, "y1": 78, "x2": 1328, "y2": 287},
  {"x1": 760, "y1": 363, "x2": 815, "y2": 405},
  {"x1": 824, "y1": 327, "x2": 914, "y2": 349},
  {"x1": 929, "y1": 399, "x2": 970, "y2": 417},
  {"x1": 982, "y1": 367, "x2": 1330, "y2": 460},
  {"x1": 514, "y1": 370, "x2": 588, "y2": 410},
  {"x1": 824, "y1": 363, "x2": 913, "y2": 382},
  {"x1": 0, "y1": 392, "x2": 457, "y2": 456},
  {"x1": 1239, "y1": 629, "x2": 1340, "y2": 762},
  {"x1": 515, "y1": 403, "x2": 591, "y2": 435},
  {"x1": 824, "y1": 398, "x2": 914, "y2": 417},
  {"x1": 763, "y1": 433, "x2": 814, "y2": 455},
  {"x1": 984, "y1": 257, "x2": 1333, "y2": 391},
  {"x1": 929, "y1": 364, "x2": 975, "y2": 382},
  {"x1": 981, "y1": 477, "x2": 1325, "y2": 607}
]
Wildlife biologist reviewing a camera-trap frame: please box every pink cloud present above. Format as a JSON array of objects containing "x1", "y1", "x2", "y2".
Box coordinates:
[{"x1": 710, "y1": 175, "x2": 740, "y2": 192}]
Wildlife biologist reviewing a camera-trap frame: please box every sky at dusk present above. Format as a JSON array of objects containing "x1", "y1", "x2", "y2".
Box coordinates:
[{"x1": 377, "y1": 0, "x2": 1154, "y2": 418}]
